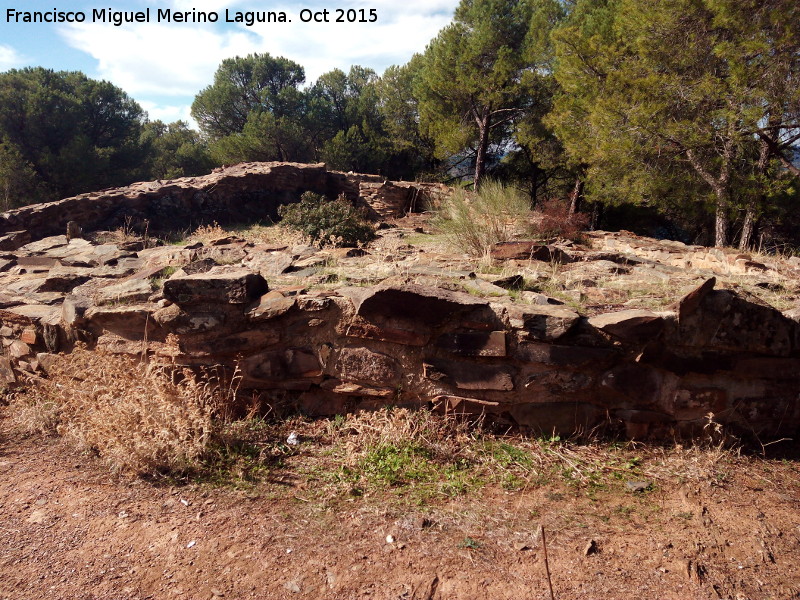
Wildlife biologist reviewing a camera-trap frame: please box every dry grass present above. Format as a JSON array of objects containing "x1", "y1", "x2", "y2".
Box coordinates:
[
  {"x1": 432, "y1": 180, "x2": 532, "y2": 257},
  {"x1": 189, "y1": 222, "x2": 228, "y2": 242},
  {"x1": 8, "y1": 358, "x2": 750, "y2": 496},
  {"x1": 189, "y1": 221, "x2": 313, "y2": 248},
  {"x1": 9, "y1": 348, "x2": 229, "y2": 476}
]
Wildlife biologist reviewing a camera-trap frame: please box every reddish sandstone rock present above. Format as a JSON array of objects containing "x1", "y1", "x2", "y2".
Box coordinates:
[
  {"x1": 353, "y1": 284, "x2": 489, "y2": 328},
  {"x1": 423, "y1": 359, "x2": 515, "y2": 391},
  {"x1": 490, "y1": 241, "x2": 573, "y2": 263},
  {"x1": 677, "y1": 286, "x2": 795, "y2": 356},
  {"x1": 435, "y1": 331, "x2": 506, "y2": 357},
  {"x1": 163, "y1": 267, "x2": 268, "y2": 306},
  {"x1": 243, "y1": 348, "x2": 322, "y2": 382},
  {"x1": 588, "y1": 309, "x2": 665, "y2": 344},
  {"x1": 507, "y1": 304, "x2": 580, "y2": 342},
  {"x1": 335, "y1": 347, "x2": 401, "y2": 387},
  {"x1": 247, "y1": 291, "x2": 295, "y2": 321}
]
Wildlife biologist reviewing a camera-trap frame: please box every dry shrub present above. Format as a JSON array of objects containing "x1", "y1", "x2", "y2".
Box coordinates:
[
  {"x1": 15, "y1": 348, "x2": 232, "y2": 476},
  {"x1": 531, "y1": 198, "x2": 589, "y2": 241},
  {"x1": 433, "y1": 180, "x2": 532, "y2": 257},
  {"x1": 189, "y1": 221, "x2": 227, "y2": 242},
  {"x1": 6, "y1": 383, "x2": 62, "y2": 437}
]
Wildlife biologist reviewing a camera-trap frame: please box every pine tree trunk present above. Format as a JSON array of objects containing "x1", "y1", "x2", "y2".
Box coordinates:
[
  {"x1": 739, "y1": 209, "x2": 755, "y2": 251},
  {"x1": 714, "y1": 197, "x2": 729, "y2": 248},
  {"x1": 568, "y1": 176, "x2": 583, "y2": 215},
  {"x1": 739, "y1": 136, "x2": 771, "y2": 251},
  {"x1": 590, "y1": 202, "x2": 602, "y2": 231},
  {"x1": 473, "y1": 111, "x2": 490, "y2": 191}
]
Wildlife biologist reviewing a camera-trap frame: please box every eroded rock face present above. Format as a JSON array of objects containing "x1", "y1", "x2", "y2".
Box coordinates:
[{"x1": 2, "y1": 163, "x2": 800, "y2": 441}]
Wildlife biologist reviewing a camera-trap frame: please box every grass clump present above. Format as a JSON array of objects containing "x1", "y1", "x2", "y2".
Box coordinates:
[
  {"x1": 433, "y1": 180, "x2": 531, "y2": 257},
  {"x1": 278, "y1": 192, "x2": 376, "y2": 248},
  {"x1": 11, "y1": 348, "x2": 225, "y2": 476}
]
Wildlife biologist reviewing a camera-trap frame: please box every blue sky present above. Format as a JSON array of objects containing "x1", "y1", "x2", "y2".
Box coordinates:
[{"x1": 1, "y1": 0, "x2": 458, "y2": 124}]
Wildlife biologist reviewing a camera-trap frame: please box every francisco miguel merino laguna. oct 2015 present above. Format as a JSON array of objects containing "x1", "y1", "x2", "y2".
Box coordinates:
[{"x1": 5, "y1": 7, "x2": 379, "y2": 26}]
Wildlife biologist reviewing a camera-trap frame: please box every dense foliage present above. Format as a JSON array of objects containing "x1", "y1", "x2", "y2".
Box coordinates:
[
  {"x1": 277, "y1": 192, "x2": 376, "y2": 247},
  {"x1": 1, "y1": 0, "x2": 797, "y2": 249}
]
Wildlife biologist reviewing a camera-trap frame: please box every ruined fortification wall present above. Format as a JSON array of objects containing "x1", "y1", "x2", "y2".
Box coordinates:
[
  {"x1": 0, "y1": 162, "x2": 438, "y2": 242},
  {"x1": 1, "y1": 162, "x2": 798, "y2": 439}
]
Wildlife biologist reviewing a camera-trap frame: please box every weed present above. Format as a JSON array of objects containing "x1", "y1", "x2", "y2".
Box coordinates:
[
  {"x1": 10, "y1": 348, "x2": 229, "y2": 476},
  {"x1": 360, "y1": 443, "x2": 433, "y2": 486},
  {"x1": 615, "y1": 505, "x2": 635, "y2": 517},
  {"x1": 149, "y1": 266, "x2": 178, "y2": 289},
  {"x1": 459, "y1": 537, "x2": 482, "y2": 549},
  {"x1": 531, "y1": 197, "x2": 589, "y2": 242},
  {"x1": 432, "y1": 180, "x2": 531, "y2": 257}
]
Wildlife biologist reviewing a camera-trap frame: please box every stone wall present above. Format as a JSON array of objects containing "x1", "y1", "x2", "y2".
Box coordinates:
[
  {"x1": 1, "y1": 162, "x2": 799, "y2": 440},
  {"x1": 1, "y1": 230, "x2": 798, "y2": 440},
  {"x1": 0, "y1": 162, "x2": 429, "y2": 243}
]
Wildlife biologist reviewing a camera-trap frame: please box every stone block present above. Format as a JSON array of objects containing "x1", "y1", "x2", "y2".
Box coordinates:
[
  {"x1": 345, "y1": 318, "x2": 428, "y2": 346},
  {"x1": 20, "y1": 328, "x2": 37, "y2": 345},
  {"x1": 0, "y1": 230, "x2": 30, "y2": 251},
  {"x1": 9, "y1": 339, "x2": 31, "y2": 358},
  {"x1": 36, "y1": 270, "x2": 91, "y2": 293},
  {"x1": 243, "y1": 251, "x2": 294, "y2": 277},
  {"x1": 423, "y1": 359, "x2": 515, "y2": 391},
  {"x1": 96, "y1": 279, "x2": 153, "y2": 306},
  {"x1": 320, "y1": 379, "x2": 396, "y2": 397},
  {"x1": 335, "y1": 346, "x2": 401, "y2": 386},
  {"x1": 507, "y1": 304, "x2": 580, "y2": 342},
  {"x1": 183, "y1": 329, "x2": 280, "y2": 355},
  {"x1": 490, "y1": 241, "x2": 574, "y2": 263},
  {"x1": 509, "y1": 402, "x2": 602, "y2": 434},
  {"x1": 85, "y1": 305, "x2": 159, "y2": 340},
  {"x1": 247, "y1": 291, "x2": 295, "y2": 321},
  {"x1": 163, "y1": 267, "x2": 268, "y2": 306},
  {"x1": 670, "y1": 387, "x2": 727, "y2": 420},
  {"x1": 588, "y1": 309, "x2": 664, "y2": 344},
  {"x1": 0, "y1": 356, "x2": 16, "y2": 383},
  {"x1": 243, "y1": 348, "x2": 322, "y2": 381},
  {"x1": 678, "y1": 287, "x2": 794, "y2": 356},
  {"x1": 352, "y1": 284, "x2": 488, "y2": 328},
  {"x1": 515, "y1": 342, "x2": 617, "y2": 368},
  {"x1": 600, "y1": 364, "x2": 664, "y2": 405},
  {"x1": 16, "y1": 256, "x2": 62, "y2": 271}
]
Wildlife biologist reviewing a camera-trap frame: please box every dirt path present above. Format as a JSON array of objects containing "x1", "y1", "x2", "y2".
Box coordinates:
[{"x1": 2, "y1": 413, "x2": 800, "y2": 600}]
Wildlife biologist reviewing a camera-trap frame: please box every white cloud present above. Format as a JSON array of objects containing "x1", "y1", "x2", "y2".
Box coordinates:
[
  {"x1": 0, "y1": 44, "x2": 27, "y2": 71},
  {"x1": 221, "y1": 0, "x2": 458, "y2": 82},
  {"x1": 60, "y1": 22, "x2": 256, "y2": 96},
  {"x1": 138, "y1": 99, "x2": 195, "y2": 125},
  {"x1": 58, "y1": 0, "x2": 458, "y2": 123}
]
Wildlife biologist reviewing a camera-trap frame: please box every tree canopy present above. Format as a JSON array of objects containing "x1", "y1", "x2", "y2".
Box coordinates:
[
  {"x1": 0, "y1": 67, "x2": 146, "y2": 204},
  {"x1": 549, "y1": 0, "x2": 800, "y2": 247},
  {"x1": 1, "y1": 0, "x2": 798, "y2": 249}
]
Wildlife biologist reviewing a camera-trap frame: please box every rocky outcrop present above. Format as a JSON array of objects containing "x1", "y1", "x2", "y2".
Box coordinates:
[
  {"x1": 1, "y1": 223, "x2": 799, "y2": 440},
  {"x1": 1, "y1": 163, "x2": 799, "y2": 440}
]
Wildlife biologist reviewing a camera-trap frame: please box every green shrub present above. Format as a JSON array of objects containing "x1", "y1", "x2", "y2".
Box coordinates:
[
  {"x1": 278, "y1": 192, "x2": 376, "y2": 247},
  {"x1": 432, "y1": 180, "x2": 531, "y2": 256}
]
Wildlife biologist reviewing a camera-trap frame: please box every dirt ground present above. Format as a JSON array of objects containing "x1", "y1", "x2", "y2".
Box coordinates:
[{"x1": 2, "y1": 412, "x2": 800, "y2": 600}]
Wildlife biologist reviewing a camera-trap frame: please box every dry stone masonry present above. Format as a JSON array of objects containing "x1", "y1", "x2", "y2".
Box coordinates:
[{"x1": 1, "y1": 162, "x2": 799, "y2": 440}]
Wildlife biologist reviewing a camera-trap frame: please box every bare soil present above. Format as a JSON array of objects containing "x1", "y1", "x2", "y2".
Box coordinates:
[{"x1": 2, "y1": 411, "x2": 800, "y2": 600}]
